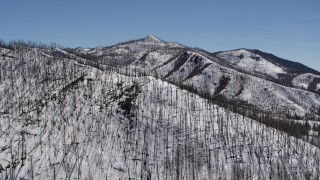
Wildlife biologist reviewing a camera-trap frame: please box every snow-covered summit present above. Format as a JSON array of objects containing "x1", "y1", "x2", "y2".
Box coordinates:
[
  {"x1": 216, "y1": 49, "x2": 286, "y2": 78},
  {"x1": 143, "y1": 35, "x2": 163, "y2": 43}
]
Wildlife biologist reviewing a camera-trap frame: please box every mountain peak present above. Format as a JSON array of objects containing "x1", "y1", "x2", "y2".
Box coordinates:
[{"x1": 144, "y1": 35, "x2": 163, "y2": 42}]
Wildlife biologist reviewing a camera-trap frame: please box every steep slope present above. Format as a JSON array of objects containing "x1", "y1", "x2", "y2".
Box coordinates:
[{"x1": 1, "y1": 46, "x2": 320, "y2": 179}]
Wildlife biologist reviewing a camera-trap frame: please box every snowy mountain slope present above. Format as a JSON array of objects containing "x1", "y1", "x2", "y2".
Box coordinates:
[
  {"x1": 64, "y1": 37, "x2": 320, "y2": 119},
  {"x1": 153, "y1": 51, "x2": 320, "y2": 118},
  {"x1": 292, "y1": 73, "x2": 320, "y2": 93},
  {"x1": 215, "y1": 49, "x2": 320, "y2": 94},
  {"x1": 1, "y1": 46, "x2": 320, "y2": 179},
  {"x1": 216, "y1": 49, "x2": 286, "y2": 79},
  {"x1": 248, "y1": 49, "x2": 320, "y2": 76}
]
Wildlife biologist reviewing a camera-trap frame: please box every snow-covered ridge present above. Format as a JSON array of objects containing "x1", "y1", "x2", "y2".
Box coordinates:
[
  {"x1": 57, "y1": 40, "x2": 320, "y2": 119},
  {"x1": 74, "y1": 35, "x2": 174, "y2": 55},
  {"x1": 31, "y1": 38, "x2": 320, "y2": 118},
  {"x1": 1, "y1": 46, "x2": 320, "y2": 179},
  {"x1": 151, "y1": 50, "x2": 320, "y2": 117}
]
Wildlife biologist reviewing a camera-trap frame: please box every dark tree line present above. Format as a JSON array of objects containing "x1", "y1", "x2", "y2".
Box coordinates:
[{"x1": 0, "y1": 39, "x2": 63, "y2": 50}]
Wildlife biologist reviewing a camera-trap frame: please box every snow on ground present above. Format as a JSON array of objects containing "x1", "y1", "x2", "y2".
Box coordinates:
[
  {"x1": 292, "y1": 73, "x2": 320, "y2": 89},
  {"x1": 1, "y1": 47, "x2": 320, "y2": 179},
  {"x1": 134, "y1": 50, "x2": 176, "y2": 69},
  {"x1": 217, "y1": 49, "x2": 286, "y2": 78},
  {"x1": 155, "y1": 51, "x2": 320, "y2": 117}
]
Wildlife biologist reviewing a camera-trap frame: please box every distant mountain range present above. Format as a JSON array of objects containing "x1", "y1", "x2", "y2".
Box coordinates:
[
  {"x1": 63, "y1": 35, "x2": 320, "y2": 116},
  {"x1": 1, "y1": 36, "x2": 320, "y2": 179}
]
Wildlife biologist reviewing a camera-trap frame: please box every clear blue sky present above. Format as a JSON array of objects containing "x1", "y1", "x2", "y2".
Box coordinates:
[{"x1": 1, "y1": 0, "x2": 319, "y2": 70}]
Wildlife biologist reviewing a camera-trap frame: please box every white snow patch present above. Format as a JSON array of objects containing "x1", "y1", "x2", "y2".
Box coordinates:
[
  {"x1": 241, "y1": 90, "x2": 252, "y2": 101},
  {"x1": 217, "y1": 49, "x2": 286, "y2": 78},
  {"x1": 292, "y1": 73, "x2": 320, "y2": 89}
]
